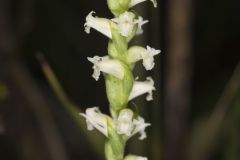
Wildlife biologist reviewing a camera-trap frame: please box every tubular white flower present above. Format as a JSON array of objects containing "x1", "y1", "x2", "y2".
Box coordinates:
[
  {"x1": 128, "y1": 0, "x2": 157, "y2": 8},
  {"x1": 127, "y1": 45, "x2": 161, "y2": 70},
  {"x1": 84, "y1": 11, "x2": 112, "y2": 38},
  {"x1": 116, "y1": 109, "x2": 150, "y2": 140},
  {"x1": 112, "y1": 11, "x2": 135, "y2": 37},
  {"x1": 124, "y1": 154, "x2": 148, "y2": 160},
  {"x1": 134, "y1": 16, "x2": 149, "y2": 35},
  {"x1": 128, "y1": 77, "x2": 155, "y2": 101},
  {"x1": 87, "y1": 56, "x2": 125, "y2": 81},
  {"x1": 116, "y1": 109, "x2": 134, "y2": 136},
  {"x1": 80, "y1": 107, "x2": 112, "y2": 136},
  {"x1": 132, "y1": 116, "x2": 151, "y2": 140}
]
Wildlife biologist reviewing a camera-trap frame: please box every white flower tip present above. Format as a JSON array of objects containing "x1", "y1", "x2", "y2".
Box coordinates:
[
  {"x1": 87, "y1": 56, "x2": 101, "y2": 81},
  {"x1": 133, "y1": 116, "x2": 151, "y2": 140},
  {"x1": 135, "y1": 16, "x2": 149, "y2": 35},
  {"x1": 84, "y1": 11, "x2": 96, "y2": 33},
  {"x1": 143, "y1": 46, "x2": 161, "y2": 70}
]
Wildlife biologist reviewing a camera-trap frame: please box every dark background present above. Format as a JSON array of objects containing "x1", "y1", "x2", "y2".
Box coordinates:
[{"x1": 0, "y1": 0, "x2": 240, "y2": 160}]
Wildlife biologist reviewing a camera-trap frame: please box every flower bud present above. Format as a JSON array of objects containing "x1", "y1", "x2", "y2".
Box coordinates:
[{"x1": 107, "y1": 0, "x2": 131, "y2": 16}]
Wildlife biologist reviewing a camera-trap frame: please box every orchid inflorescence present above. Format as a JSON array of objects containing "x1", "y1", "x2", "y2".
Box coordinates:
[{"x1": 80, "y1": 0, "x2": 160, "y2": 159}]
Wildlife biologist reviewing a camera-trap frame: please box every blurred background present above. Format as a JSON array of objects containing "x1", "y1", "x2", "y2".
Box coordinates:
[{"x1": 0, "y1": 0, "x2": 240, "y2": 160}]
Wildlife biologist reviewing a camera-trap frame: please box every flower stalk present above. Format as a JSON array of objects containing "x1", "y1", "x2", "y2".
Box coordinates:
[{"x1": 81, "y1": 0, "x2": 160, "y2": 159}]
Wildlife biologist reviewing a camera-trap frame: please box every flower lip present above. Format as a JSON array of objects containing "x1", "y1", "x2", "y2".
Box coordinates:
[
  {"x1": 134, "y1": 16, "x2": 149, "y2": 35},
  {"x1": 112, "y1": 11, "x2": 136, "y2": 37}
]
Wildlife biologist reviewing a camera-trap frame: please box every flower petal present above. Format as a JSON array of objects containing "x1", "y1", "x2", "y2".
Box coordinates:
[
  {"x1": 128, "y1": 77, "x2": 155, "y2": 101},
  {"x1": 84, "y1": 11, "x2": 112, "y2": 38}
]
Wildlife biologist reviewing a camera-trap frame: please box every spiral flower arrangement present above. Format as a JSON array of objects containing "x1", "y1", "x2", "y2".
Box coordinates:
[{"x1": 80, "y1": 0, "x2": 161, "y2": 159}]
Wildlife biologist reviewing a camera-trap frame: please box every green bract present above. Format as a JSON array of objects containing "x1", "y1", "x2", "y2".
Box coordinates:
[{"x1": 105, "y1": 61, "x2": 133, "y2": 112}]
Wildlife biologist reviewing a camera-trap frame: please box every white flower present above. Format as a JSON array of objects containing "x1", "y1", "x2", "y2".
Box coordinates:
[
  {"x1": 127, "y1": 45, "x2": 161, "y2": 70},
  {"x1": 116, "y1": 109, "x2": 134, "y2": 136},
  {"x1": 80, "y1": 107, "x2": 112, "y2": 136},
  {"x1": 132, "y1": 116, "x2": 151, "y2": 140},
  {"x1": 112, "y1": 11, "x2": 135, "y2": 37},
  {"x1": 116, "y1": 109, "x2": 150, "y2": 140},
  {"x1": 129, "y1": 0, "x2": 157, "y2": 8},
  {"x1": 134, "y1": 16, "x2": 149, "y2": 35},
  {"x1": 128, "y1": 77, "x2": 155, "y2": 101},
  {"x1": 124, "y1": 154, "x2": 148, "y2": 160},
  {"x1": 87, "y1": 56, "x2": 125, "y2": 81},
  {"x1": 84, "y1": 11, "x2": 112, "y2": 38}
]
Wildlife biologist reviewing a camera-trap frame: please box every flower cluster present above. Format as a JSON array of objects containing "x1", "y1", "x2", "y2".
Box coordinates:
[{"x1": 81, "y1": 0, "x2": 160, "y2": 160}]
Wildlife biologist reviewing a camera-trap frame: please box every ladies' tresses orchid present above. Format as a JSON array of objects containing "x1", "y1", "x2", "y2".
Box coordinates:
[
  {"x1": 129, "y1": 0, "x2": 157, "y2": 8},
  {"x1": 82, "y1": 0, "x2": 160, "y2": 159},
  {"x1": 84, "y1": 11, "x2": 112, "y2": 39},
  {"x1": 127, "y1": 45, "x2": 161, "y2": 70},
  {"x1": 87, "y1": 56, "x2": 125, "y2": 81},
  {"x1": 129, "y1": 77, "x2": 155, "y2": 101}
]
